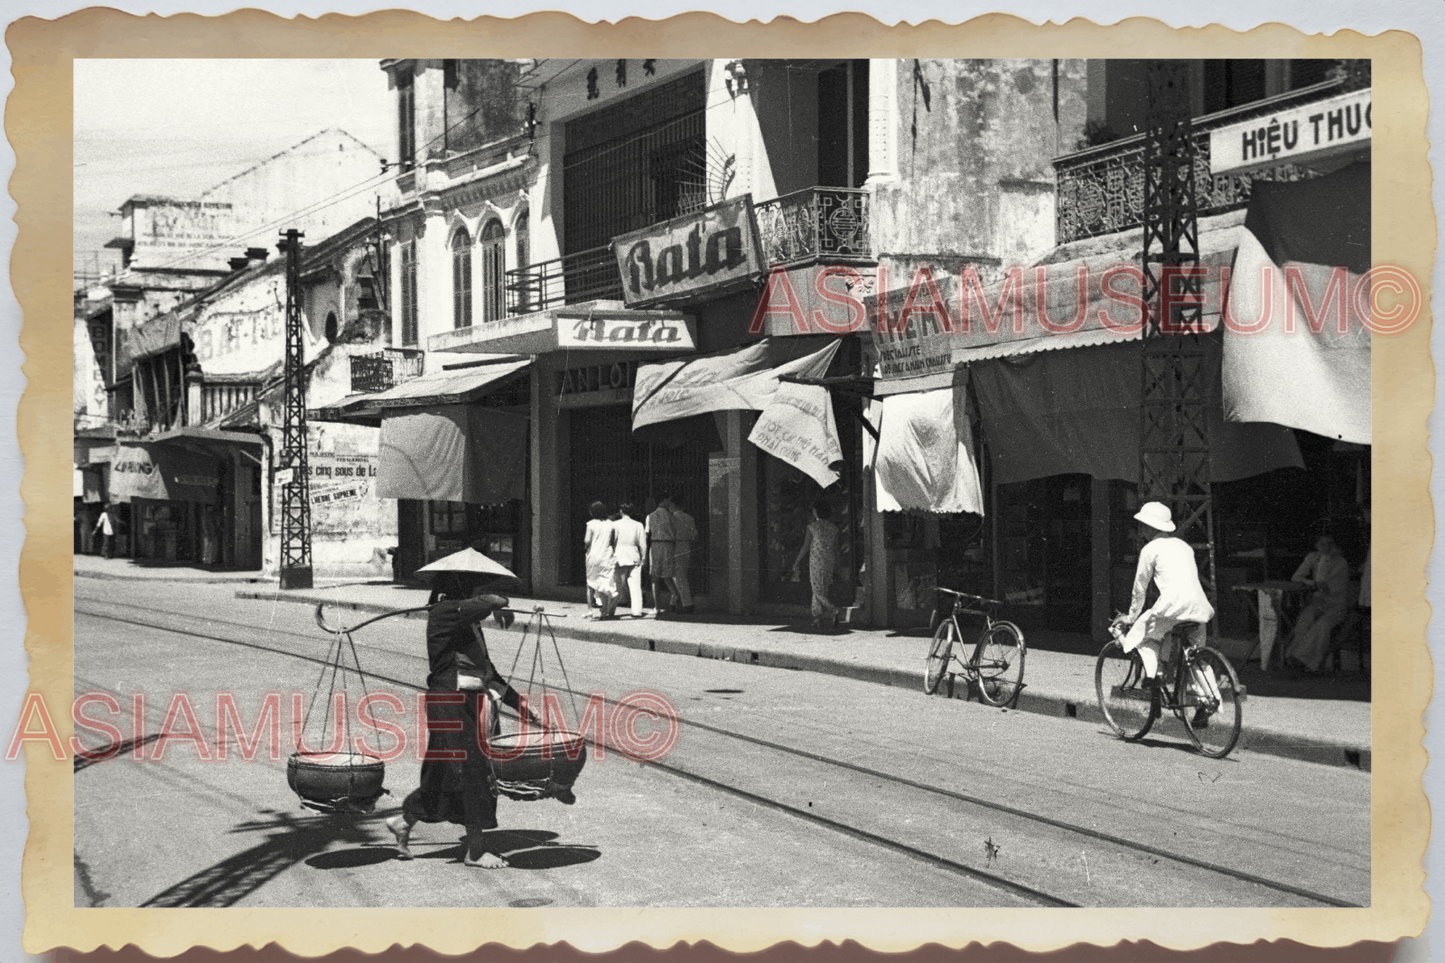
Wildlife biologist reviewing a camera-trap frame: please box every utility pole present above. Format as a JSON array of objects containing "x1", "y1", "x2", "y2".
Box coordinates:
[
  {"x1": 1139, "y1": 61, "x2": 1216, "y2": 602},
  {"x1": 278, "y1": 228, "x2": 313, "y2": 590}
]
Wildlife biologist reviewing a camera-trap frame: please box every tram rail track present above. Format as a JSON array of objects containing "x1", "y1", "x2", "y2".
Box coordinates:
[{"x1": 74, "y1": 596, "x2": 1364, "y2": 908}]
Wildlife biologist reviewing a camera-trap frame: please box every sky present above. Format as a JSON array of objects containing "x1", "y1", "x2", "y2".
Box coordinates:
[{"x1": 73, "y1": 59, "x2": 394, "y2": 279}]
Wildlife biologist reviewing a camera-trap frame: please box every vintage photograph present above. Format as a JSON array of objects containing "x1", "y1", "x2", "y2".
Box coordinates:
[{"x1": 69, "y1": 51, "x2": 1380, "y2": 914}]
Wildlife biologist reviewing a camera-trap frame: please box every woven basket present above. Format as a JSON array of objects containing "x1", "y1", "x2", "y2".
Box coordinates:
[
  {"x1": 287, "y1": 751, "x2": 386, "y2": 811},
  {"x1": 488, "y1": 730, "x2": 587, "y2": 802}
]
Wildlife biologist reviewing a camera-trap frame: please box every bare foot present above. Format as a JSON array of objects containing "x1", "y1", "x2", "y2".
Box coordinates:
[
  {"x1": 385, "y1": 816, "x2": 413, "y2": 860},
  {"x1": 463, "y1": 851, "x2": 508, "y2": 869}
]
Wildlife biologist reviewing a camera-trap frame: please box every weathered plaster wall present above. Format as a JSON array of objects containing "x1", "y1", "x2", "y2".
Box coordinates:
[{"x1": 874, "y1": 59, "x2": 1088, "y2": 272}]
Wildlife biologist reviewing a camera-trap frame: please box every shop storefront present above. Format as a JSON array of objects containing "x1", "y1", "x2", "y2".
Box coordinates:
[{"x1": 863, "y1": 160, "x2": 1371, "y2": 643}]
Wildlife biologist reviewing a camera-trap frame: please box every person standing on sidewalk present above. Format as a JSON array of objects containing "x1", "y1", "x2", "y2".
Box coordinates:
[
  {"x1": 583, "y1": 501, "x2": 618, "y2": 620},
  {"x1": 613, "y1": 503, "x2": 648, "y2": 618},
  {"x1": 666, "y1": 494, "x2": 697, "y2": 614},
  {"x1": 792, "y1": 500, "x2": 840, "y2": 629},
  {"x1": 646, "y1": 496, "x2": 677, "y2": 614},
  {"x1": 92, "y1": 504, "x2": 115, "y2": 559}
]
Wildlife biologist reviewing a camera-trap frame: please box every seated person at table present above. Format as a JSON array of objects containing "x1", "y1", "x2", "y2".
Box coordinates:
[{"x1": 1285, "y1": 534, "x2": 1351, "y2": 673}]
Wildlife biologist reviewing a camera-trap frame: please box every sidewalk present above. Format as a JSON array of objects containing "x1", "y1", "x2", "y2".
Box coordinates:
[{"x1": 225, "y1": 578, "x2": 1372, "y2": 772}]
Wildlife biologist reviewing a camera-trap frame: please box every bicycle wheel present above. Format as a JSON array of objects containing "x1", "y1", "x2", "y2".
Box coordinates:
[
  {"x1": 1095, "y1": 641, "x2": 1157, "y2": 740},
  {"x1": 924, "y1": 620, "x2": 957, "y2": 694},
  {"x1": 1182, "y1": 647, "x2": 1243, "y2": 759},
  {"x1": 973, "y1": 622, "x2": 1025, "y2": 707}
]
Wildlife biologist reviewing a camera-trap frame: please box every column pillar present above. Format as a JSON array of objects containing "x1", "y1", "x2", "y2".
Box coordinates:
[
  {"x1": 865, "y1": 59, "x2": 899, "y2": 186},
  {"x1": 1091, "y1": 477, "x2": 1113, "y2": 644}
]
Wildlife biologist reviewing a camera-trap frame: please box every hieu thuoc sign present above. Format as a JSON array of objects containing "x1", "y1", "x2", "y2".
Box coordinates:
[
  {"x1": 612, "y1": 195, "x2": 764, "y2": 307},
  {"x1": 1209, "y1": 87, "x2": 1371, "y2": 176}
]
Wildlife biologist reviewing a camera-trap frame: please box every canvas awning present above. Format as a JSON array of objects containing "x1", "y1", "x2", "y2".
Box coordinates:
[
  {"x1": 107, "y1": 441, "x2": 223, "y2": 504},
  {"x1": 378, "y1": 405, "x2": 528, "y2": 504},
  {"x1": 865, "y1": 369, "x2": 985, "y2": 515},
  {"x1": 313, "y1": 358, "x2": 531, "y2": 427},
  {"x1": 970, "y1": 336, "x2": 1304, "y2": 486},
  {"x1": 632, "y1": 336, "x2": 840, "y2": 429}
]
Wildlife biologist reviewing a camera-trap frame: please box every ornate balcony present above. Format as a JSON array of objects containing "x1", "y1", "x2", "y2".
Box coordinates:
[
  {"x1": 505, "y1": 244, "x2": 622, "y2": 316},
  {"x1": 753, "y1": 187, "x2": 871, "y2": 266},
  {"x1": 1053, "y1": 81, "x2": 1347, "y2": 245},
  {"x1": 350, "y1": 348, "x2": 424, "y2": 394}
]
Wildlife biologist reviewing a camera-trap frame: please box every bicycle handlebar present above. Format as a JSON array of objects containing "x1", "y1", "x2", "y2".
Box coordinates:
[{"x1": 937, "y1": 587, "x2": 1005, "y2": 608}]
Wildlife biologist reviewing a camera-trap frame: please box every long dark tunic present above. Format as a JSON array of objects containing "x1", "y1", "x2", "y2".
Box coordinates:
[{"x1": 402, "y1": 595, "x2": 522, "y2": 831}]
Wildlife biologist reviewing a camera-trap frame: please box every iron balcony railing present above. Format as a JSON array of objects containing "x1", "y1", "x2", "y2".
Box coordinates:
[
  {"x1": 505, "y1": 244, "x2": 622, "y2": 315},
  {"x1": 1053, "y1": 80, "x2": 1350, "y2": 245},
  {"x1": 350, "y1": 348, "x2": 424, "y2": 394},
  {"x1": 753, "y1": 187, "x2": 871, "y2": 265}
]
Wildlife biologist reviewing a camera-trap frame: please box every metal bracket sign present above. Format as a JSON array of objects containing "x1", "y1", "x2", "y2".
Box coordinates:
[
  {"x1": 1209, "y1": 87, "x2": 1371, "y2": 176},
  {"x1": 611, "y1": 195, "x2": 764, "y2": 307}
]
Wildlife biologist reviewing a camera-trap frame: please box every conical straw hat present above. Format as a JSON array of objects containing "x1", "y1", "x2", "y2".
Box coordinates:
[{"x1": 416, "y1": 547, "x2": 518, "y2": 580}]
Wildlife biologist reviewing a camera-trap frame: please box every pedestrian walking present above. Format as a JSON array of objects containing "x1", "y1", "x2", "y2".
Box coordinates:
[
  {"x1": 792, "y1": 500, "x2": 840, "y2": 629},
  {"x1": 583, "y1": 501, "x2": 618, "y2": 620},
  {"x1": 645, "y1": 496, "x2": 677, "y2": 613},
  {"x1": 385, "y1": 570, "x2": 539, "y2": 868},
  {"x1": 666, "y1": 494, "x2": 697, "y2": 614},
  {"x1": 92, "y1": 504, "x2": 115, "y2": 559},
  {"x1": 612, "y1": 502, "x2": 648, "y2": 617}
]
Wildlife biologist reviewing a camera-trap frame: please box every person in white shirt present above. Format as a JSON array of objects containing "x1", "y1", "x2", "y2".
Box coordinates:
[
  {"x1": 611, "y1": 503, "x2": 648, "y2": 618},
  {"x1": 1285, "y1": 534, "x2": 1352, "y2": 673},
  {"x1": 92, "y1": 504, "x2": 115, "y2": 558},
  {"x1": 1120, "y1": 501, "x2": 1216, "y2": 682}
]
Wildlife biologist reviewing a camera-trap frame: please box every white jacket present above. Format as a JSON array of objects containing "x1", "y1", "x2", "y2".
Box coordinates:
[{"x1": 1127, "y1": 536, "x2": 1214, "y2": 625}]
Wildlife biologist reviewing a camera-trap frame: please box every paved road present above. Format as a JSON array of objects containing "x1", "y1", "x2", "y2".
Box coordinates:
[{"x1": 73, "y1": 579, "x2": 1369, "y2": 908}]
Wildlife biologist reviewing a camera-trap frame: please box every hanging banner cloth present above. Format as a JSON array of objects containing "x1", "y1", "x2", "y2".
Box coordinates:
[
  {"x1": 378, "y1": 405, "x2": 529, "y2": 504},
  {"x1": 107, "y1": 442, "x2": 222, "y2": 504},
  {"x1": 632, "y1": 337, "x2": 840, "y2": 430},
  {"x1": 970, "y1": 337, "x2": 1304, "y2": 486},
  {"x1": 747, "y1": 381, "x2": 844, "y2": 488},
  {"x1": 868, "y1": 370, "x2": 985, "y2": 514},
  {"x1": 1222, "y1": 162, "x2": 1371, "y2": 444}
]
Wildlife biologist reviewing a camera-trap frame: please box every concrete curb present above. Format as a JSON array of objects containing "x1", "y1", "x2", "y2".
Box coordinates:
[
  {"x1": 78, "y1": 569, "x2": 268, "y2": 585},
  {"x1": 238, "y1": 590, "x2": 1371, "y2": 773}
]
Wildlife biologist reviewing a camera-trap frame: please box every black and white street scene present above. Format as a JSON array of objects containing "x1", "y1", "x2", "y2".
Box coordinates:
[{"x1": 73, "y1": 57, "x2": 1373, "y2": 909}]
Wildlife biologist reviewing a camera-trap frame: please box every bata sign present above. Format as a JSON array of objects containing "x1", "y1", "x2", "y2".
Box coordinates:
[
  {"x1": 1210, "y1": 88, "x2": 1371, "y2": 176},
  {"x1": 612, "y1": 196, "x2": 763, "y2": 307},
  {"x1": 556, "y1": 310, "x2": 697, "y2": 351}
]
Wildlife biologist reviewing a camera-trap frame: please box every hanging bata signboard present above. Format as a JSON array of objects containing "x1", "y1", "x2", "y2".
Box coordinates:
[
  {"x1": 612, "y1": 195, "x2": 764, "y2": 307},
  {"x1": 1210, "y1": 88, "x2": 1371, "y2": 176}
]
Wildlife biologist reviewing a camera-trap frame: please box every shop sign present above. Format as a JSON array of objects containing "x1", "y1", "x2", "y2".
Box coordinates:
[
  {"x1": 612, "y1": 196, "x2": 763, "y2": 307},
  {"x1": 1209, "y1": 88, "x2": 1371, "y2": 176},
  {"x1": 558, "y1": 361, "x2": 639, "y2": 396},
  {"x1": 557, "y1": 314, "x2": 697, "y2": 351}
]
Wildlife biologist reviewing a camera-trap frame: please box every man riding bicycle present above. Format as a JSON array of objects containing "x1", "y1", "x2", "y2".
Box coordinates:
[{"x1": 1118, "y1": 501, "x2": 1220, "y2": 724}]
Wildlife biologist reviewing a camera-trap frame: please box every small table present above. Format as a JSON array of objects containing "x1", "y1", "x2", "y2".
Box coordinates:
[{"x1": 1232, "y1": 580, "x2": 1314, "y2": 670}]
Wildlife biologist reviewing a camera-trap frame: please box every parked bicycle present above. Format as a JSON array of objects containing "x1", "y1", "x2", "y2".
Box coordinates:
[
  {"x1": 924, "y1": 588, "x2": 1026, "y2": 707},
  {"x1": 1095, "y1": 616, "x2": 1244, "y2": 759}
]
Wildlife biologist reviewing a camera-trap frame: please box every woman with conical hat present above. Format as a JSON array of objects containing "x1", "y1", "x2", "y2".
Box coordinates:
[{"x1": 386, "y1": 551, "x2": 538, "y2": 867}]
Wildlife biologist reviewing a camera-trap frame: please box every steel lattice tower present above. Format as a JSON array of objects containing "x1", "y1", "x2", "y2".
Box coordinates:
[
  {"x1": 278, "y1": 229, "x2": 313, "y2": 589},
  {"x1": 1139, "y1": 61, "x2": 1216, "y2": 603}
]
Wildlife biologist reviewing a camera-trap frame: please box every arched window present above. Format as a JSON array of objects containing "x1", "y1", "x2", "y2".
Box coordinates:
[
  {"x1": 480, "y1": 220, "x2": 506, "y2": 322},
  {"x1": 451, "y1": 228, "x2": 472, "y2": 329},
  {"x1": 513, "y1": 208, "x2": 531, "y2": 312}
]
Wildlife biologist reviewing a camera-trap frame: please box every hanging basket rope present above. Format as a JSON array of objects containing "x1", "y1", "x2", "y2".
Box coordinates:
[{"x1": 295, "y1": 603, "x2": 586, "y2": 810}]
